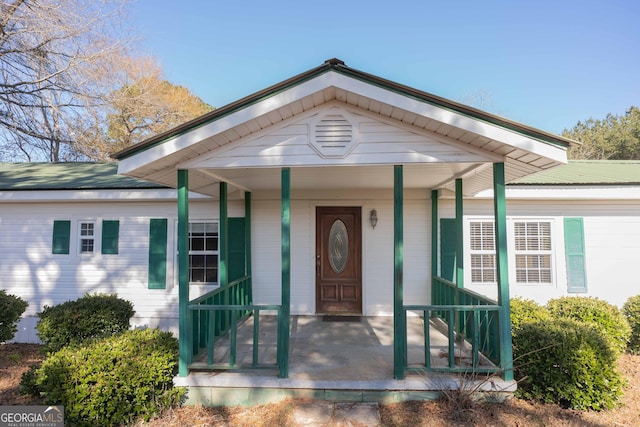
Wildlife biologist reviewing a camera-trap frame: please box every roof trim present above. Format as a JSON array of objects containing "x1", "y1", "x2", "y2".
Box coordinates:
[{"x1": 112, "y1": 58, "x2": 577, "y2": 160}]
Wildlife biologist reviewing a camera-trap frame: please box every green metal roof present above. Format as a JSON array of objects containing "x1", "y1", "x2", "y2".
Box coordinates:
[
  {"x1": 113, "y1": 58, "x2": 577, "y2": 160},
  {"x1": 2, "y1": 161, "x2": 639, "y2": 191},
  {"x1": 510, "y1": 160, "x2": 640, "y2": 185},
  {"x1": 0, "y1": 162, "x2": 168, "y2": 190}
]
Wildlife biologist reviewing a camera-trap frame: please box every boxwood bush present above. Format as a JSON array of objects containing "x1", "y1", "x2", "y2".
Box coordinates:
[
  {"x1": 0, "y1": 290, "x2": 28, "y2": 342},
  {"x1": 510, "y1": 297, "x2": 550, "y2": 333},
  {"x1": 21, "y1": 328, "x2": 184, "y2": 426},
  {"x1": 546, "y1": 296, "x2": 631, "y2": 355},
  {"x1": 513, "y1": 318, "x2": 625, "y2": 410},
  {"x1": 36, "y1": 293, "x2": 134, "y2": 352},
  {"x1": 623, "y1": 295, "x2": 640, "y2": 354}
]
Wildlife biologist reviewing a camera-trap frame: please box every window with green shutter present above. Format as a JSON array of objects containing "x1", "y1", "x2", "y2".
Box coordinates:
[
  {"x1": 148, "y1": 219, "x2": 168, "y2": 289},
  {"x1": 102, "y1": 220, "x2": 119, "y2": 255},
  {"x1": 564, "y1": 217, "x2": 587, "y2": 293},
  {"x1": 52, "y1": 220, "x2": 71, "y2": 254}
]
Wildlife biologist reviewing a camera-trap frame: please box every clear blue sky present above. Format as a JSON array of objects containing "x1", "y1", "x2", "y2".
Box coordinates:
[{"x1": 130, "y1": 0, "x2": 639, "y2": 134}]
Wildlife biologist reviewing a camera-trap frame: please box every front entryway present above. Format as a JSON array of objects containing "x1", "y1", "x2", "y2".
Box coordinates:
[{"x1": 315, "y1": 207, "x2": 362, "y2": 314}]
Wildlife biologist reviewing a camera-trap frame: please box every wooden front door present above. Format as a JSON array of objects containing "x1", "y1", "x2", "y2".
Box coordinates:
[{"x1": 316, "y1": 207, "x2": 362, "y2": 314}]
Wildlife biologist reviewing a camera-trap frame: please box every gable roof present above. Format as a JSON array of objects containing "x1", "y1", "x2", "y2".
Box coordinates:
[
  {"x1": 510, "y1": 160, "x2": 640, "y2": 185},
  {"x1": 113, "y1": 58, "x2": 575, "y2": 161},
  {"x1": 0, "y1": 162, "x2": 168, "y2": 191},
  {"x1": 110, "y1": 58, "x2": 574, "y2": 197}
]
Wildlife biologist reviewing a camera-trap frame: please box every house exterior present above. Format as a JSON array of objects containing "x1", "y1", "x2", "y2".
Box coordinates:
[{"x1": 3, "y1": 59, "x2": 638, "y2": 389}]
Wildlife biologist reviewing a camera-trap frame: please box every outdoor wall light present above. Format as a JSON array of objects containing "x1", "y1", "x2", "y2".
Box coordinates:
[{"x1": 369, "y1": 209, "x2": 378, "y2": 229}]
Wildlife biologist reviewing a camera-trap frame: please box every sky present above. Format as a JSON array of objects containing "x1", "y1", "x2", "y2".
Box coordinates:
[{"x1": 129, "y1": 0, "x2": 639, "y2": 135}]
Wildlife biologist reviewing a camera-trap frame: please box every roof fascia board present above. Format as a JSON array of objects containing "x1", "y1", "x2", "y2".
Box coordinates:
[
  {"x1": 117, "y1": 72, "x2": 337, "y2": 175},
  {"x1": 476, "y1": 186, "x2": 640, "y2": 200},
  {"x1": 0, "y1": 189, "x2": 211, "y2": 202},
  {"x1": 330, "y1": 66, "x2": 576, "y2": 148},
  {"x1": 328, "y1": 72, "x2": 568, "y2": 164}
]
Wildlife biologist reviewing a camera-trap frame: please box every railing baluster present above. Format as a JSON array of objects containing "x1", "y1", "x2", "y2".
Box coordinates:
[
  {"x1": 448, "y1": 308, "x2": 455, "y2": 368},
  {"x1": 208, "y1": 309, "x2": 215, "y2": 365},
  {"x1": 472, "y1": 309, "x2": 479, "y2": 367},
  {"x1": 252, "y1": 309, "x2": 260, "y2": 366},
  {"x1": 424, "y1": 310, "x2": 431, "y2": 369},
  {"x1": 230, "y1": 310, "x2": 237, "y2": 366}
]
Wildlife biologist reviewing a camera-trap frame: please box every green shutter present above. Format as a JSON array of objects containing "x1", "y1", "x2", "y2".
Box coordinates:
[
  {"x1": 564, "y1": 217, "x2": 587, "y2": 293},
  {"x1": 228, "y1": 218, "x2": 246, "y2": 282},
  {"x1": 101, "y1": 220, "x2": 120, "y2": 255},
  {"x1": 52, "y1": 220, "x2": 71, "y2": 254},
  {"x1": 148, "y1": 219, "x2": 168, "y2": 289},
  {"x1": 440, "y1": 218, "x2": 456, "y2": 281}
]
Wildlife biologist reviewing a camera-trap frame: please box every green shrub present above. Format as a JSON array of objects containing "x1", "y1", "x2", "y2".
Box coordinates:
[
  {"x1": 21, "y1": 328, "x2": 184, "y2": 426},
  {"x1": 623, "y1": 295, "x2": 640, "y2": 354},
  {"x1": 0, "y1": 290, "x2": 28, "y2": 342},
  {"x1": 546, "y1": 296, "x2": 630, "y2": 355},
  {"x1": 513, "y1": 319, "x2": 625, "y2": 410},
  {"x1": 36, "y1": 293, "x2": 134, "y2": 352},
  {"x1": 510, "y1": 297, "x2": 550, "y2": 334}
]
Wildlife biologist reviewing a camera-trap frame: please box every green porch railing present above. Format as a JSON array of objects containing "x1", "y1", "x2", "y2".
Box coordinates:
[
  {"x1": 403, "y1": 304, "x2": 502, "y2": 374},
  {"x1": 187, "y1": 275, "x2": 285, "y2": 374},
  {"x1": 403, "y1": 277, "x2": 502, "y2": 372}
]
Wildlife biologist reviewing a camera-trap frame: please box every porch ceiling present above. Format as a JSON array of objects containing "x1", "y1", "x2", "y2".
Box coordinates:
[
  {"x1": 183, "y1": 163, "x2": 484, "y2": 197},
  {"x1": 115, "y1": 60, "x2": 572, "y2": 197}
]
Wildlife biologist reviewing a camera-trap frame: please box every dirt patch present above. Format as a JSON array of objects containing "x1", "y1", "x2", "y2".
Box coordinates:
[
  {"x1": 0, "y1": 343, "x2": 44, "y2": 405},
  {"x1": 2, "y1": 343, "x2": 639, "y2": 426}
]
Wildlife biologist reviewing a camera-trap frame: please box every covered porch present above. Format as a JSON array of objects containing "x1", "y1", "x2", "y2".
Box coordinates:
[
  {"x1": 174, "y1": 314, "x2": 514, "y2": 406},
  {"x1": 114, "y1": 59, "x2": 573, "y2": 398}
]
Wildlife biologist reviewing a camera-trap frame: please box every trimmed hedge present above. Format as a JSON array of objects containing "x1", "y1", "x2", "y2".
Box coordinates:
[
  {"x1": 623, "y1": 295, "x2": 640, "y2": 354},
  {"x1": 0, "y1": 290, "x2": 28, "y2": 342},
  {"x1": 546, "y1": 296, "x2": 630, "y2": 355},
  {"x1": 513, "y1": 319, "x2": 625, "y2": 410},
  {"x1": 510, "y1": 297, "x2": 550, "y2": 334},
  {"x1": 36, "y1": 293, "x2": 134, "y2": 352},
  {"x1": 21, "y1": 328, "x2": 184, "y2": 427}
]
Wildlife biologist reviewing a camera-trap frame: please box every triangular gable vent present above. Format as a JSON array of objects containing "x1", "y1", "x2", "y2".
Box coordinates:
[{"x1": 309, "y1": 108, "x2": 358, "y2": 158}]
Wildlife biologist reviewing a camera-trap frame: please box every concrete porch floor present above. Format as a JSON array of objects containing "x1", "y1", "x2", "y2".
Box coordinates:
[{"x1": 174, "y1": 315, "x2": 516, "y2": 406}]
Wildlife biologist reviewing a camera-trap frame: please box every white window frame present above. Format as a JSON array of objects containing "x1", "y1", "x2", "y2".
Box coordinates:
[
  {"x1": 187, "y1": 220, "x2": 219, "y2": 286},
  {"x1": 467, "y1": 219, "x2": 497, "y2": 285},
  {"x1": 465, "y1": 217, "x2": 557, "y2": 287},
  {"x1": 512, "y1": 219, "x2": 554, "y2": 285},
  {"x1": 78, "y1": 220, "x2": 96, "y2": 254}
]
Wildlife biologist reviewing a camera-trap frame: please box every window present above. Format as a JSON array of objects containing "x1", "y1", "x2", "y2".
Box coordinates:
[
  {"x1": 514, "y1": 221, "x2": 552, "y2": 284},
  {"x1": 79, "y1": 221, "x2": 95, "y2": 253},
  {"x1": 189, "y1": 222, "x2": 219, "y2": 284},
  {"x1": 469, "y1": 221, "x2": 496, "y2": 284}
]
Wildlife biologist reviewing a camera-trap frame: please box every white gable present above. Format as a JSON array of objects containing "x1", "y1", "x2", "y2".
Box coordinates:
[{"x1": 180, "y1": 104, "x2": 500, "y2": 169}]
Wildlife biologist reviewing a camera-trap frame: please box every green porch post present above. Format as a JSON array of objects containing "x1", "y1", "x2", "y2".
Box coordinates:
[
  {"x1": 220, "y1": 182, "x2": 229, "y2": 333},
  {"x1": 220, "y1": 182, "x2": 228, "y2": 288},
  {"x1": 431, "y1": 190, "x2": 439, "y2": 304},
  {"x1": 455, "y1": 178, "x2": 464, "y2": 289},
  {"x1": 493, "y1": 162, "x2": 514, "y2": 381},
  {"x1": 279, "y1": 168, "x2": 291, "y2": 378},
  {"x1": 177, "y1": 170, "x2": 191, "y2": 377},
  {"x1": 455, "y1": 178, "x2": 464, "y2": 336},
  {"x1": 245, "y1": 192, "x2": 252, "y2": 304},
  {"x1": 393, "y1": 165, "x2": 405, "y2": 379}
]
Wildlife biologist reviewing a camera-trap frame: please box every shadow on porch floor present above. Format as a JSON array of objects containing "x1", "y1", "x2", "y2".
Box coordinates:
[{"x1": 174, "y1": 315, "x2": 516, "y2": 406}]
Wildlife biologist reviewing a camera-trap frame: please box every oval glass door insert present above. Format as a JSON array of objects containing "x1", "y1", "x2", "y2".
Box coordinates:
[{"x1": 328, "y1": 219, "x2": 349, "y2": 273}]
